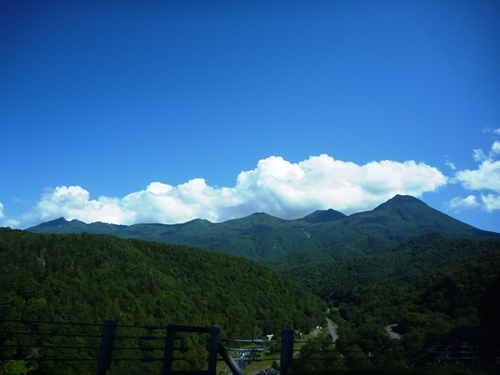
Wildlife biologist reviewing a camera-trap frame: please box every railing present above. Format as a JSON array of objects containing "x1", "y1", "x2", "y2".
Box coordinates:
[
  {"x1": 0, "y1": 319, "x2": 295, "y2": 375},
  {"x1": 1, "y1": 319, "x2": 498, "y2": 374}
]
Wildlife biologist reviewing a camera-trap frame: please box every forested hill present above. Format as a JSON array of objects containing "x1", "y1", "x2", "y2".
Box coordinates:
[
  {"x1": 27, "y1": 195, "x2": 500, "y2": 262},
  {"x1": 281, "y1": 233, "x2": 500, "y2": 358},
  {"x1": 281, "y1": 233, "x2": 500, "y2": 302},
  {"x1": 0, "y1": 228, "x2": 326, "y2": 336}
]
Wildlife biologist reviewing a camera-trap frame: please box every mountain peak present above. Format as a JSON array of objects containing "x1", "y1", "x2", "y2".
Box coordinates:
[
  {"x1": 373, "y1": 194, "x2": 426, "y2": 211},
  {"x1": 28, "y1": 217, "x2": 88, "y2": 233},
  {"x1": 36, "y1": 217, "x2": 69, "y2": 227},
  {"x1": 302, "y1": 208, "x2": 346, "y2": 223},
  {"x1": 390, "y1": 194, "x2": 422, "y2": 202}
]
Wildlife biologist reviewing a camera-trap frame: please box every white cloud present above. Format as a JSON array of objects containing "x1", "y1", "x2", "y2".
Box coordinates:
[
  {"x1": 451, "y1": 131, "x2": 500, "y2": 212},
  {"x1": 13, "y1": 154, "x2": 447, "y2": 228},
  {"x1": 473, "y1": 149, "x2": 487, "y2": 162},
  {"x1": 445, "y1": 161, "x2": 456, "y2": 170},
  {"x1": 492, "y1": 140, "x2": 500, "y2": 156},
  {"x1": 455, "y1": 160, "x2": 500, "y2": 193},
  {"x1": 0, "y1": 202, "x2": 21, "y2": 228},
  {"x1": 448, "y1": 195, "x2": 479, "y2": 211},
  {"x1": 472, "y1": 128, "x2": 500, "y2": 161},
  {"x1": 481, "y1": 194, "x2": 500, "y2": 212},
  {"x1": 450, "y1": 193, "x2": 500, "y2": 213}
]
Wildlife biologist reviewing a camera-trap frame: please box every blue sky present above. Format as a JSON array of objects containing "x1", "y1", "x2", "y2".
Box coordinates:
[{"x1": 1, "y1": 0, "x2": 499, "y2": 232}]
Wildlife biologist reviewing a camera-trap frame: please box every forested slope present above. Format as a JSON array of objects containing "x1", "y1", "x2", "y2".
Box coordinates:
[
  {"x1": 2, "y1": 228, "x2": 500, "y2": 373},
  {"x1": 282, "y1": 233, "x2": 500, "y2": 302},
  {"x1": 0, "y1": 228, "x2": 326, "y2": 335},
  {"x1": 0, "y1": 228, "x2": 329, "y2": 374},
  {"x1": 286, "y1": 234, "x2": 500, "y2": 359}
]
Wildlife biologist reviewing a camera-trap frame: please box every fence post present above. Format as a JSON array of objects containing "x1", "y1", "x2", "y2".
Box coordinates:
[
  {"x1": 161, "y1": 322, "x2": 177, "y2": 375},
  {"x1": 459, "y1": 342, "x2": 473, "y2": 371},
  {"x1": 95, "y1": 319, "x2": 117, "y2": 375},
  {"x1": 207, "y1": 325, "x2": 220, "y2": 374},
  {"x1": 280, "y1": 328, "x2": 294, "y2": 375}
]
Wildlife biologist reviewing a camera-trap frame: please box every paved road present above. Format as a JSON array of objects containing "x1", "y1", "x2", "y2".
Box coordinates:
[
  {"x1": 385, "y1": 324, "x2": 400, "y2": 339},
  {"x1": 326, "y1": 318, "x2": 339, "y2": 342},
  {"x1": 245, "y1": 365, "x2": 271, "y2": 375}
]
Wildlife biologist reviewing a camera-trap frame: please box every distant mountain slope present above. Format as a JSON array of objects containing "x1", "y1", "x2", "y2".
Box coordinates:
[
  {"x1": 27, "y1": 195, "x2": 500, "y2": 262},
  {"x1": 282, "y1": 233, "x2": 500, "y2": 301},
  {"x1": 32, "y1": 216, "x2": 127, "y2": 234},
  {"x1": 340, "y1": 195, "x2": 494, "y2": 241},
  {"x1": 263, "y1": 235, "x2": 396, "y2": 271},
  {"x1": 289, "y1": 234, "x2": 500, "y2": 356}
]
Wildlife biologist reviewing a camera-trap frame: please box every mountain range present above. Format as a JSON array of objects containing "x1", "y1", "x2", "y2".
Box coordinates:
[
  {"x1": 8, "y1": 194, "x2": 500, "y2": 371},
  {"x1": 28, "y1": 194, "x2": 500, "y2": 263}
]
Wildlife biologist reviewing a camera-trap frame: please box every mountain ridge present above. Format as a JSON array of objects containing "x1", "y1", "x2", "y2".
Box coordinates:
[{"x1": 27, "y1": 195, "x2": 500, "y2": 262}]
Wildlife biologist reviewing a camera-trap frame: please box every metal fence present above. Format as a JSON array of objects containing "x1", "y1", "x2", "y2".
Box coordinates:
[
  {"x1": 1, "y1": 319, "x2": 498, "y2": 374},
  {"x1": 0, "y1": 319, "x2": 295, "y2": 375}
]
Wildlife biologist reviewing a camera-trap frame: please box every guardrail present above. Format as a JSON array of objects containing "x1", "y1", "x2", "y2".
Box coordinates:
[
  {"x1": 1, "y1": 319, "x2": 498, "y2": 374},
  {"x1": 0, "y1": 319, "x2": 295, "y2": 375}
]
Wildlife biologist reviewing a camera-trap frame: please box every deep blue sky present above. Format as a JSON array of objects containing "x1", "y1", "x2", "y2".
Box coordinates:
[{"x1": 1, "y1": 1, "x2": 499, "y2": 232}]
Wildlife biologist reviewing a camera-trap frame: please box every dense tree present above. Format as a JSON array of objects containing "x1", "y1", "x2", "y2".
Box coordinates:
[
  {"x1": 2, "y1": 225, "x2": 500, "y2": 373},
  {"x1": 0, "y1": 228, "x2": 326, "y2": 374}
]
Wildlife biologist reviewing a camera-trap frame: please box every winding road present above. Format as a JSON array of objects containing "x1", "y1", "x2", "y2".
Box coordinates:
[
  {"x1": 326, "y1": 318, "x2": 339, "y2": 342},
  {"x1": 385, "y1": 324, "x2": 400, "y2": 339}
]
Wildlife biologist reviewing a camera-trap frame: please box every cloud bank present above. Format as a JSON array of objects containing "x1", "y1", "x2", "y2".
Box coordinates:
[
  {"x1": 450, "y1": 130, "x2": 500, "y2": 212},
  {"x1": 7, "y1": 154, "x2": 448, "y2": 228}
]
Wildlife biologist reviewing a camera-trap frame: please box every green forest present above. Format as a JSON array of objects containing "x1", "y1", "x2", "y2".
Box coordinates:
[
  {"x1": 2, "y1": 196, "x2": 500, "y2": 374},
  {"x1": 0, "y1": 228, "x2": 326, "y2": 374},
  {"x1": 287, "y1": 235, "x2": 500, "y2": 374}
]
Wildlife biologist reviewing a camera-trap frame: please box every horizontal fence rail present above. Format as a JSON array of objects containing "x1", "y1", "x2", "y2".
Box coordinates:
[{"x1": 1, "y1": 319, "x2": 499, "y2": 374}]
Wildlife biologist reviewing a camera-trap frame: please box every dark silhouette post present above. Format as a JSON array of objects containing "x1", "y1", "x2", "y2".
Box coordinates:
[
  {"x1": 161, "y1": 323, "x2": 178, "y2": 375},
  {"x1": 280, "y1": 328, "x2": 294, "y2": 375},
  {"x1": 459, "y1": 342, "x2": 474, "y2": 370},
  {"x1": 207, "y1": 325, "x2": 220, "y2": 373},
  {"x1": 161, "y1": 323, "x2": 225, "y2": 375},
  {"x1": 95, "y1": 319, "x2": 117, "y2": 375}
]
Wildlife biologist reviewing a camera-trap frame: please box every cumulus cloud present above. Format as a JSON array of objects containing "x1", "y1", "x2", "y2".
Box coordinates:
[
  {"x1": 0, "y1": 202, "x2": 4, "y2": 219},
  {"x1": 32, "y1": 186, "x2": 135, "y2": 225},
  {"x1": 481, "y1": 194, "x2": 500, "y2": 212},
  {"x1": 492, "y1": 141, "x2": 500, "y2": 155},
  {"x1": 455, "y1": 160, "x2": 500, "y2": 193},
  {"x1": 449, "y1": 193, "x2": 500, "y2": 213},
  {"x1": 448, "y1": 195, "x2": 479, "y2": 211},
  {"x1": 12, "y1": 154, "x2": 447, "y2": 228},
  {"x1": 450, "y1": 128, "x2": 500, "y2": 212}
]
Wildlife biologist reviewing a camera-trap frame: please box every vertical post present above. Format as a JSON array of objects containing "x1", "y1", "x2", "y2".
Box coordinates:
[
  {"x1": 95, "y1": 319, "x2": 117, "y2": 375},
  {"x1": 459, "y1": 342, "x2": 472, "y2": 371},
  {"x1": 280, "y1": 328, "x2": 294, "y2": 375},
  {"x1": 207, "y1": 325, "x2": 220, "y2": 374},
  {"x1": 161, "y1": 323, "x2": 177, "y2": 375}
]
